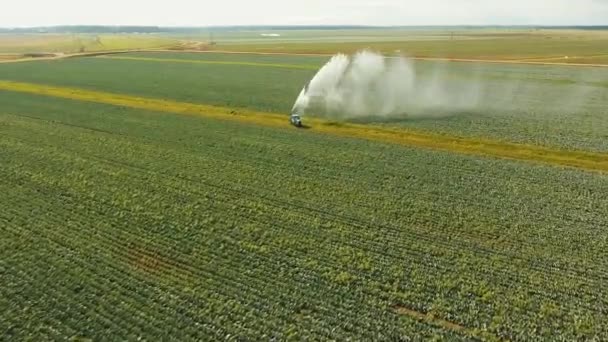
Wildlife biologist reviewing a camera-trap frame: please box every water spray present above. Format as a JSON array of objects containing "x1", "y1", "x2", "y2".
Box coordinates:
[
  {"x1": 290, "y1": 49, "x2": 601, "y2": 128},
  {"x1": 290, "y1": 50, "x2": 481, "y2": 122}
]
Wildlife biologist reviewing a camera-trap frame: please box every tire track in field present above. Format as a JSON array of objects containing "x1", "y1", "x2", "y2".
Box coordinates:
[
  {"x1": 2, "y1": 49, "x2": 607, "y2": 68},
  {"x1": 96, "y1": 55, "x2": 320, "y2": 70},
  {"x1": 100, "y1": 51, "x2": 608, "y2": 68},
  {"x1": 1, "y1": 79, "x2": 607, "y2": 173},
  {"x1": 159, "y1": 49, "x2": 608, "y2": 68}
]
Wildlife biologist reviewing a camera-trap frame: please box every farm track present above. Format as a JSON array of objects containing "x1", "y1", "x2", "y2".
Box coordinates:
[
  {"x1": 165, "y1": 49, "x2": 608, "y2": 68},
  {"x1": 1, "y1": 80, "x2": 607, "y2": 173},
  {"x1": 0, "y1": 49, "x2": 145, "y2": 64},
  {"x1": 1, "y1": 47, "x2": 607, "y2": 67},
  {"x1": 96, "y1": 55, "x2": 320, "y2": 70}
]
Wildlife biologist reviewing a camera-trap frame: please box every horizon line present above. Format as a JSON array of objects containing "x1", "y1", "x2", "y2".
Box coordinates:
[{"x1": 2, "y1": 24, "x2": 608, "y2": 29}]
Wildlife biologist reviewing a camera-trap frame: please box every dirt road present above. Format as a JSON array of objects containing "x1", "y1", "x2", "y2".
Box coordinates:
[{"x1": 2, "y1": 48, "x2": 607, "y2": 68}]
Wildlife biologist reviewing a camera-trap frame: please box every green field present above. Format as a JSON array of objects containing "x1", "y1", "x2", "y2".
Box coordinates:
[
  {"x1": 1, "y1": 42, "x2": 608, "y2": 340},
  {"x1": 1, "y1": 51, "x2": 607, "y2": 151}
]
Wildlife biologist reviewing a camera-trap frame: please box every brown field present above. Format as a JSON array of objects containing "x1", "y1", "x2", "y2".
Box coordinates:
[
  {"x1": 0, "y1": 33, "x2": 177, "y2": 54},
  {"x1": 2, "y1": 29, "x2": 607, "y2": 66},
  {"x1": 202, "y1": 30, "x2": 608, "y2": 64},
  {"x1": 0, "y1": 54, "x2": 22, "y2": 61}
]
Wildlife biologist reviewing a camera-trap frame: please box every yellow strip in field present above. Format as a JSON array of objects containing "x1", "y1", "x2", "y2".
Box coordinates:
[
  {"x1": 1, "y1": 80, "x2": 607, "y2": 173},
  {"x1": 96, "y1": 55, "x2": 320, "y2": 70}
]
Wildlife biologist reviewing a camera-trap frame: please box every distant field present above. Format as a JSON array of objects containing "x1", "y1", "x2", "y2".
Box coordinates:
[
  {"x1": 1, "y1": 41, "x2": 608, "y2": 340},
  {"x1": 0, "y1": 33, "x2": 177, "y2": 54},
  {"x1": 210, "y1": 38, "x2": 608, "y2": 62},
  {"x1": 195, "y1": 29, "x2": 608, "y2": 62},
  {"x1": 2, "y1": 29, "x2": 607, "y2": 64}
]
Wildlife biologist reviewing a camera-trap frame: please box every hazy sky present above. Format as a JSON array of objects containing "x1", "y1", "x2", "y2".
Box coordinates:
[{"x1": 3, "y1": 0, "x2": 607, "y2": 27}]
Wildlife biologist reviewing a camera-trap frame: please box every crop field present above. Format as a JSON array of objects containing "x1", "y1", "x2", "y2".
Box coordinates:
[
  {"x1": 1, "y1": 44, "x2": 608, "y2": 340},
  {"x1": 201, "y1": 29, "x2": 608, "y2": 63},
  {"x1": 1, "y1": 51, "x2": 607, "y2": 151},
  {"x1": 0, "y1": 34, "x2": 176, "y2": 54}
]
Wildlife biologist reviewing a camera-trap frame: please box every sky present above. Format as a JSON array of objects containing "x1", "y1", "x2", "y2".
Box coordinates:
[{"x1": 2, "y1": 0, "x2": 607, "y2": 27}]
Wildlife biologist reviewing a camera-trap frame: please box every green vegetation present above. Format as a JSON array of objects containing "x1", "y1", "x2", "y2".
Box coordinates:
[
  {"x1": 2, "y1": 90, "x2": 608, "y2": 340},
  {"x1": 1, "y1": 80, "x2": 606, "y2": 173},
  {"x1": 0, "y1": 52, "x2": 606, "y2": 151},
  {"x1": 0, "y1": 53, "x2": 315, "y2": 112}
]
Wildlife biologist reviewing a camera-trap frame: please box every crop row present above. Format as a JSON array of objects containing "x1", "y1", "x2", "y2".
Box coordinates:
[
  {"x1": 1, "y1": 166, "x2": 461, "y2": 340},
  {"x1": 2, "y1": 109, "x2": 608, "y2": 340},
  {"x1": 0, "y1": 138, "x2": 468, "y2": 340},
  {"x1": 6, "y1": 113, "x2": 608, "y2": 277}
]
